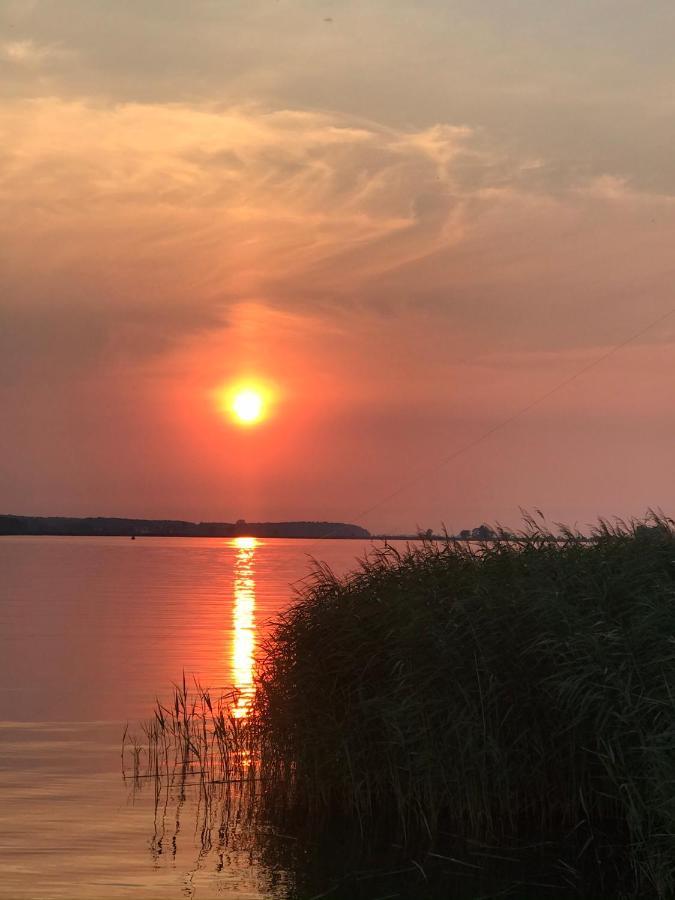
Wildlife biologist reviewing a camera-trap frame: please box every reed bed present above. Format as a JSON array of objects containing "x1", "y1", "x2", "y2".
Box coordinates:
[{"x1": 130, "y1": 515, "x2": 675, "y2": 897}]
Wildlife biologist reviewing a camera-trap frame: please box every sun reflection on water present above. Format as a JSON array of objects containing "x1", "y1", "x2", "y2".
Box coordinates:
[{"x1": 231, "y1": 536, "x2": 257, "y2": 718}]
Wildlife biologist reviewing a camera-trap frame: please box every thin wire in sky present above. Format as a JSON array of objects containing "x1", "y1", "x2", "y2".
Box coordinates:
[{"x1": 353, "y1": 303, "x2": 675, "y2": 526}]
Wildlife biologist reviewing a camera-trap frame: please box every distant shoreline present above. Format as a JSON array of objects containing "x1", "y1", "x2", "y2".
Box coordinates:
[
  {"x1": 0, "y1": 514, "x2": 370, "y2": 540},
  {"x1": 0, "y1": 515, "x2": 589, "y2": 543}
]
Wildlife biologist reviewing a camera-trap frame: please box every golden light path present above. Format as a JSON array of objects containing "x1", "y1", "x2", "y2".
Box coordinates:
[{"x1": 231, "y1": 536, "x2": 257, "y2": 718}]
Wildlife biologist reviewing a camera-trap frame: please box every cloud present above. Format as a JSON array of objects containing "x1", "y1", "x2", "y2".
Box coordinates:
[
  {"x1": 3, "y1": 96, "x2": 675, "y2": 392},
  {"x1": 2, "y1": 40, "x2": 46, "y2": 64},
  {"x1": 0, "y1": 99, "x2": 473, "y2": 376},
  {"x1": 4, "y1": 0, "x2": 675, "y2": 195}
]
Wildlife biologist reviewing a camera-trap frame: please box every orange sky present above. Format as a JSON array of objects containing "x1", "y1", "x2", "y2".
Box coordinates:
[{"x1": 2, "y1": 2, "x2": 675, "y2": 533}]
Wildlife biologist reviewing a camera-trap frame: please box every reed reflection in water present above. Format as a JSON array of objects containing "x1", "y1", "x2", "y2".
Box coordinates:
[
  {"x1": 231, "y1": 536, "x2": 257, "y2": 719},
  {"x1": 2, "y1": 535, "x2": 397, "y2": 899}
]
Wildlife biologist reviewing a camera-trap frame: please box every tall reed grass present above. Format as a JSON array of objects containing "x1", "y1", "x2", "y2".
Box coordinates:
[{"x1": 131, "y1": 515, "x2": 675, "y2": 897}]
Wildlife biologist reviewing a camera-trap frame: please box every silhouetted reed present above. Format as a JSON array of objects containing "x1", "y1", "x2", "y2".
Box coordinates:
[{"x1": 128, "y1": 514, "x2": 675, "y2": 897}]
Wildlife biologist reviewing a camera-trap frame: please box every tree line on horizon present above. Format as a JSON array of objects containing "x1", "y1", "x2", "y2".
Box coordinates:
[{"x1": 0, "y1": 514, "x2": 370, "y2": 539}]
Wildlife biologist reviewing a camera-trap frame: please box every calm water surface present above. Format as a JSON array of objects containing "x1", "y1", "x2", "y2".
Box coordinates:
[{"x1": 0, "y1": 535, "x2": 388, "y2": 899}]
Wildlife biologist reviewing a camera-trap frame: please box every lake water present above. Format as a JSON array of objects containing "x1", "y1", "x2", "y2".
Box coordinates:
[{"x1": 0, "y1": 535, "x2": 390, "y2": 899}]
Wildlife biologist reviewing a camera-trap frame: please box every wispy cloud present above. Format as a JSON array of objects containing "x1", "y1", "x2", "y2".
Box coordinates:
[
  {"x1": 3, "y1": 96, "x2": 675, "y2": 391},
  {"x1": 1, "y1": 38, "x2": 66, "y2": 65}
]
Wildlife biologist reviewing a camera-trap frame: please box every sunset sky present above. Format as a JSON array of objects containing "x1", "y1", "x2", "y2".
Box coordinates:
[{"x1": 2, "y1": 1, "x2": 675, "y2": 533}]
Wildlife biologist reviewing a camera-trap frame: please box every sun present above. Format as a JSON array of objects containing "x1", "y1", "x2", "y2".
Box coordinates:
[
  {"x1": 215, "y1": 381, "x2": 273, "y2": 427},
  {"x1": 232, "y1": 388, "x2": 264, "y2": 425}
]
